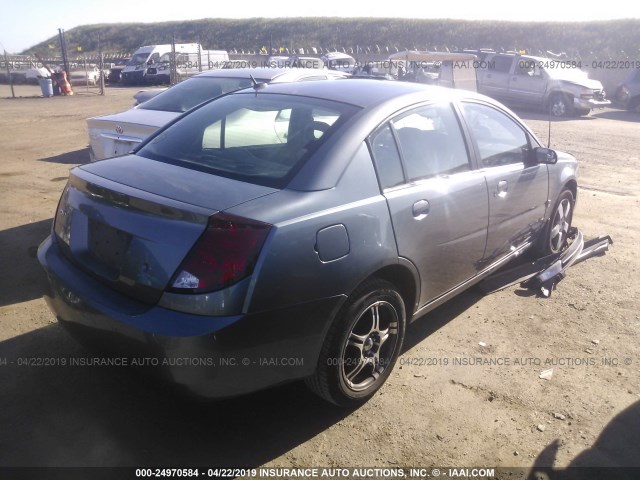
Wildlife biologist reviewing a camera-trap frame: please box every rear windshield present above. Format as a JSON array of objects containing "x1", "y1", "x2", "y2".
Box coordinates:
[
  {"x1": 139, "y1": 76, "x2": 269, "y2": 113},
  {"x1": 137, "y1": 93, "x2": 359, "y2": 188}
]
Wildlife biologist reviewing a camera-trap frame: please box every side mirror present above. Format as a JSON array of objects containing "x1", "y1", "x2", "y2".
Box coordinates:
[{"x1": 534, "y1": 147, "x2": 558, "y2": 165}]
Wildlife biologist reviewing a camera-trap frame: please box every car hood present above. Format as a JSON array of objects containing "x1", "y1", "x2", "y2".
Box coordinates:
[{"x1": 559, "y1": 78, "x2": 604, "y2": 90}]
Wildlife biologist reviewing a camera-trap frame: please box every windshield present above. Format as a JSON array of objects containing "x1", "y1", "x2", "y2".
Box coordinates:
[
  {"x1": 139, "y1": 76, "x2": 269, "y2": 113},
  {"x1": 128, "y1": 53, "x2": 151, "y2": 66},
  {"x1": 137, "y1": 93, "x2": 359, "y2": 188}
]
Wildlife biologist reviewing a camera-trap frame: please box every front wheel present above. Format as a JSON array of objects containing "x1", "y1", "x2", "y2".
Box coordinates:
[
  {"x1": 305, "y1": 278, "x2": 406, "y2": 406},
  {"x1": 549, "y1": 93, "x2": 573, "y2": 117},
  {"x1": 538, "y1": 189, "x2": 575, "y2": 256}
]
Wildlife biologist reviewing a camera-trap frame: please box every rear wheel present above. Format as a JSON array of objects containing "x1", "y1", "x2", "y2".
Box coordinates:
[
  {"x1": 305, "y1": 278, "x2": 406, "y2": 406},
  {"x1": 538, "y1": 189, "x2": 575, "y2": 256},
  {"x1": 549, "y1": 93, "x2": 573, "y2": 117}
]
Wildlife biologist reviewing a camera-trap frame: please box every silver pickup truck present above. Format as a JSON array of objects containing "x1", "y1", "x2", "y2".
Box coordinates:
[{"x1": 478, "y1": 53, "x2": 610, "y2": 117}]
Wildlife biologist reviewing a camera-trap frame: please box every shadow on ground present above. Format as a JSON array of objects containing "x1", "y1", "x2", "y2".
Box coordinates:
[
  {"x1": 526, "y1": 401, "x2": 640, "y2": 479},
  {"x1": 590, "y1": 110, "x2": 640, "y2": 122},
  {"x1": 0, "y1": 322, "x2": 356, "y2": 467},
  {"x1": 512, "y1": 108, "x2": 598, "y2": 123},
  {"x1": 39, "y1": 148, "x2": 88, "y2": 165},
  {"x1": 0, "y1": 277, "x2": 486, "y2": 469},
  {"x1": 0, "y1": 219, "x2": 52, "y2": 307}
]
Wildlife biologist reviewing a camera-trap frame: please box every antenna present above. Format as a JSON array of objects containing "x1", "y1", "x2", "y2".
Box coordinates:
[
  {"x1": 249, "y1": 74, "x2": 267, "y2": 90},
  {"x1": 547, "y1": 108, "x2": 552, "y2": 148}
]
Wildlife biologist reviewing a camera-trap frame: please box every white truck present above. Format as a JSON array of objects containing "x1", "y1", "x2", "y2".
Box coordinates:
[
  {"x1": 477, "y1": 53, "x2": 611, "y2": 117},
  {"x1": 121, "y1": 44, "x2": 228, "y2": 85}
]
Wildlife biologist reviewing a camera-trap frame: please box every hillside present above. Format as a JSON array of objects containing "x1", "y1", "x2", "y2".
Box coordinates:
[{"x1": 24, "y1": 18, "x2": 640, "y2": 60}]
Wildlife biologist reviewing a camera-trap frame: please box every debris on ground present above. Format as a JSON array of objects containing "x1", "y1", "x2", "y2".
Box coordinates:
[
  {"x1": 539, "y1": 369, "x2": 554, "y2": 380},
  {"x1": 478, "y1": 229, "x2": 613, "y2": 297}
]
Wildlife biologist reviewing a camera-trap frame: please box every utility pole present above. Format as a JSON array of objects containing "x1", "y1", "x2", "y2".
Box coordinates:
[
  {"x1": 58, "y1": 28, "x2": 70, "y2": 74},
  {"x1": 3, "y1": 50, "x2": 15, "y2": 98},
  {"x1": 98, "y1": 33, "x2": 105, "y2": 95}
]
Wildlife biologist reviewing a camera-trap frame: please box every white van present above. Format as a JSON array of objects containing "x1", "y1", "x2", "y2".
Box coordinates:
[
  {"x1": 122, "y1": 44, "x2": 227, "y2": 85},
  {"x1": 146, "y1": 49, "x2": 229, "y2": 84}
]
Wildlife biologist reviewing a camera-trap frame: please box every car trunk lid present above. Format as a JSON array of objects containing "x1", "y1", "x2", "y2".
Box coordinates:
[
  {"x1": 55, "y1": 157, "x2": 277, "y2": 304},
  {"x1": 87, "y1": 109, "x2": 178, "y2": 160}
]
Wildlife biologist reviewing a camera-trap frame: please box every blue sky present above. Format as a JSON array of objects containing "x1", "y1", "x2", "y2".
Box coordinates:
[{"x1": 1, "y1": 0, "x2": 639, "y2": 53}]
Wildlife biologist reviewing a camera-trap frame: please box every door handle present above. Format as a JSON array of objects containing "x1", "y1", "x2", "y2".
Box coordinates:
[
  {"x1": 412, "y1": 199, "x2": 430, "y2": 220},
  {"x1": 495, "y1": 180, "x2": 508, "y2": 198}
]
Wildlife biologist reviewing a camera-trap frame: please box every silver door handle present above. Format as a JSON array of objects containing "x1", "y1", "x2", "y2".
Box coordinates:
[
  {"x1": 495, "y1": 180, "x2": 508, "y2": 198},
  {"x1": 412, "y1": 199, "x2": 430, "y2": 220}
]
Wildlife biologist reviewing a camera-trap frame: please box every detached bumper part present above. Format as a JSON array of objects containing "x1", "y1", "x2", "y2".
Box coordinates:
[{"x1": 479, "y1": 228, "x2": 613, "y2": 297}]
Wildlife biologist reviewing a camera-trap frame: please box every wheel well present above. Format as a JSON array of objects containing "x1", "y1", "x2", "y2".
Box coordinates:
[
  {"x1": 548, "y1": 91, "x2": 573, "y2": 105},
  {"x1": 564, "y1": 179, "x2": 578, "y2": 200},
  {"x1": 369, "y1": 265, "x2": 418, "y2": 316}
]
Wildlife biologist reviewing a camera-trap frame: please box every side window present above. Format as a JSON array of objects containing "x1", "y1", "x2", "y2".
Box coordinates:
[
  {"x1": 461, "y1": 102, "x2": 530, "y2": 167},
  {"x1": 490, "y1": 56, "x2": 513, "y2": 73},
  {"x1": 369, "y1": 124, "x2": 404, "y2": 189},
  {"x1": 392, "y1": 103, "x2": 471, "y2": 181},
  {"x1": 515, "y1": 59, "x2": 542, "y2": 77}
]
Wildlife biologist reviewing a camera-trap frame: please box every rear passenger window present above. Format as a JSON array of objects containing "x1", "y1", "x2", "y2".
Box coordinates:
[
  {"x1": 392, "y1": 103, "x2": 471, "y2": 181},
  {"x1": 369, "y1": 124, "x2": 404, "y2": 189},
  {"x1": 461, "y1": 102, "x2": 530, "y2": 167},
  {"x1": 490, "y1": 56, "x2": 513, "y2": 73}
]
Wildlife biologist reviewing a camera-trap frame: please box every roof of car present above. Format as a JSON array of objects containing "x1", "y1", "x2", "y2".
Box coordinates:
[
  {"x1": 233, "y1": 78, "x2": 483, "y2": 109},
  {"x1": 194, "y1": 67, "x2": 345, "y2": 81}
]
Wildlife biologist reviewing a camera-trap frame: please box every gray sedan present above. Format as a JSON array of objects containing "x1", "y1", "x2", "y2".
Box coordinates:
[{"x1": 39, "y1": 79, "x2": 577, "y2": 406}]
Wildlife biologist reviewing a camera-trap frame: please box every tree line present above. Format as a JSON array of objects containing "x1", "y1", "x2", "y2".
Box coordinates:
[{"x1": 22, "y1": 18, "x2": 640, "y2": 61}]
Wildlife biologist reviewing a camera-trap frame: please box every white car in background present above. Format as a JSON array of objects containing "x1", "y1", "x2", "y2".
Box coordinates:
[
  {"x1": 69, "y1": 66, "x2": 101, "y2": 86},
  {"x1": 87, "y1": 67, "x2": 348, "y2": 161}
]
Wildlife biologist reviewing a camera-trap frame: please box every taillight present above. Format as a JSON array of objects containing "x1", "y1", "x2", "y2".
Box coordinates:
[{"x1": 169, "y1": 213, "x2": 271, "y2": 293}]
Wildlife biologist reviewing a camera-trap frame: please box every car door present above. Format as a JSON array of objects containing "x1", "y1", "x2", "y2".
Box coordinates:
[
  {"x1": 478, "y1": 55, "x2": 514, "y2": 103},
  {"x1": 459, "y1": 101, "x2": 549, "y2": 263},
  {"x1": 507, "y1": 58, "x2": 547, "y2": 107},
  {"x1": 369, "y1": 103, "x2": 489, "y2": 307}
]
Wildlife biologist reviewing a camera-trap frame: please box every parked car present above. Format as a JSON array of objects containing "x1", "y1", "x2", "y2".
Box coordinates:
[
  {"x1": 477, "y1": 53, "x2": 610, "y2": 116},
  {"x1": 322, "y1": 52, "x2": 357, "y2": 73},
  {"x1": 612, "y1": 68, "x2": 640, "y2": 112},
  {"x1": 87, "y1": 67, "x2": 348, "y2": 161},
  {"x1": 39, "y1": 80, "x2": 578, "y2": 406},
  {"x1": 107, "y1": 59, "x2": 129, "y2": 84},
  {"x1": 389, "y1": 50, "x2": 478, "y2": 91},
  {"x1": 69, "y1": 66, "x2": 100, "y2": 86}
]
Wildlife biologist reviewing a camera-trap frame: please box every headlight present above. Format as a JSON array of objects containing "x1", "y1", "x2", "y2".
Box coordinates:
[{"x1": 580, "y1": 88, "x2": 594, "y2": 99}]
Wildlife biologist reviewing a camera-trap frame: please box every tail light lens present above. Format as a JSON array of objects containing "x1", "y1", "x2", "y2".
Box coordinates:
[{"x1": 169, "y1": 213, "x2": 272, "y2": 293}]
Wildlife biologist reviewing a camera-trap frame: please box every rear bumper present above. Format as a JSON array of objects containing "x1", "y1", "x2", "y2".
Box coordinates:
[{"x1": 38, "y1": 236, "x2": 344, "y2": 398}]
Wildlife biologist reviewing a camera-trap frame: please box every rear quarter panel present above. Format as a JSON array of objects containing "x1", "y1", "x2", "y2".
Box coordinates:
[{"x1": 227, "y1": 143, "x2": 400, "y2": 314}]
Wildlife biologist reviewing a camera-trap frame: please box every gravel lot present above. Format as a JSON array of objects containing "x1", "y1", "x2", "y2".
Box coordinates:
[{"x1": 1, "y1": 84, "x2": 639, "y2": 477}]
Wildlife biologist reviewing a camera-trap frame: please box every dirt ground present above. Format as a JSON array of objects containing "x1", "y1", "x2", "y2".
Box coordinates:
[{"x1": 0, "y1": 84, "x2": 639, "y2": 477}]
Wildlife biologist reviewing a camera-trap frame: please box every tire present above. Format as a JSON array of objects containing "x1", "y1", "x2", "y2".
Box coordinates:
[
  {"x1": 537, "y1": 189, "x2": 575, "y2": 256},
  {"x1": 627, "y1": 97, "x2": 640, "y2": 113},
  {"x1": 575, "y1": 108, "x2": 591, "y2": 116},
  {"x1": 549, "y1": 93, "x2": 573, "y2": 117},
  {"x1": 305, "y1": 278, "x2": 406, "y2": 406}
]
